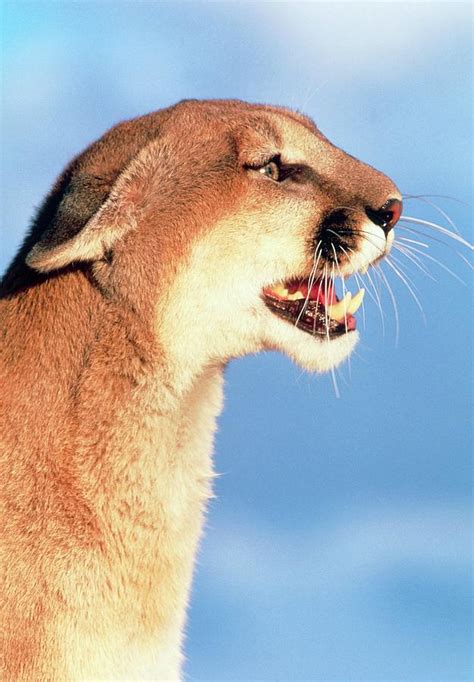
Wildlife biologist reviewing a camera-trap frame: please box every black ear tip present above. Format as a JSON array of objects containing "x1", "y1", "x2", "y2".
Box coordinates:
[
  {"x1": 25, "y1": 243, "x2": 61, "y2": 273},
  {"x1": 25, "y1": 244, "x2": 43, "y2": 269}
]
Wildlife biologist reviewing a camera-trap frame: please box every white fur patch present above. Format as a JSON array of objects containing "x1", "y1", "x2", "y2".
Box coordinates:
[
  {"x1": 339, "y1": 221, "x2": 388, "y2": 276},
  {"x1": 158, "y1": 215, "x2": 359, "y2": 386}
]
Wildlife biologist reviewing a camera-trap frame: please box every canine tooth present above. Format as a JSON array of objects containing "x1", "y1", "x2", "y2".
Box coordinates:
[
  {"x1": 272, "y1": 285, "x2": 289, "y2": 298},
  {"x1": 287, "y1": 290, "x2": 306, "y2": 300},
  {"x1": 347, "y1": 288, "x2": 365, "y2": 314},
  {"x1": 326, "y1": 292, "x2": 352, "y2": 322}
]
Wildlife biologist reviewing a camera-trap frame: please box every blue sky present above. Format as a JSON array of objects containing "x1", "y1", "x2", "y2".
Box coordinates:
[{"x1": 1, "y1": 2, "x2": 472, "y2": 680}]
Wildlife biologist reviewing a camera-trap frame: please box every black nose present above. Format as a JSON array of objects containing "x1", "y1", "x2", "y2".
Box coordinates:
[{"x1": 365, "y1": 198, "x2": 402, "y2": 235}]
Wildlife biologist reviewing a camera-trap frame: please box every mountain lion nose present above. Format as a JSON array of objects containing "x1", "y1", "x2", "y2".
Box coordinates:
[{"x1": 365, "y1": 198, "x2": 402, "y2": 235}]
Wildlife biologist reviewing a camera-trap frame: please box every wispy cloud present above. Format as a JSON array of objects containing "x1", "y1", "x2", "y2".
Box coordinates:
[
  {"x1": 258, "y1": 2, "x2": 468, "y2": 85},
  {"x1": 199, "y1": 502, "x2": 470, "y2": 596}
]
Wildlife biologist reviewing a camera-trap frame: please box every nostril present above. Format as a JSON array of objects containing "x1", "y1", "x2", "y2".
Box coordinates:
[{"x1": 365, "y1": 198, "x2": 402, "y2": 234}]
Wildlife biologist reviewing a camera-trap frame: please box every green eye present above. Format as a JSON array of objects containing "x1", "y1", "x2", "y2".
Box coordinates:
[{"x1": 259, "y1": 160, "x2": 280, "y2": 181}]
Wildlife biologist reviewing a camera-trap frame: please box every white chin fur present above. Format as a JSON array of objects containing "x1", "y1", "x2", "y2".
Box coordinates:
[{"x1": 263, "y1": 315, "x2": 359, "y2": 373}]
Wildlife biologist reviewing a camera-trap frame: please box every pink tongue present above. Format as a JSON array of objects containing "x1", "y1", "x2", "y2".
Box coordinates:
[{"x1": 287, "y1": 279, "x2": 338, "y2": 305}]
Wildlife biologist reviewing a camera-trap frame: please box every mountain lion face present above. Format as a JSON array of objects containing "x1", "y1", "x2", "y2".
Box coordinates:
[{"x1": 24, "y1": 99, "x2": 402, "y2": 377}]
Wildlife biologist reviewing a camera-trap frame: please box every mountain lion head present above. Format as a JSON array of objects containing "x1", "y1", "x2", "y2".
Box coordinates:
[{"x1": 18, "y1": 99, "x2": 402, "y2": 386}]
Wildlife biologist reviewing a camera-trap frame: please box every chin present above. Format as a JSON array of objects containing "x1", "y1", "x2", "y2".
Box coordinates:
[{"x1": 262, "y1": 314, "x2": 359, "y2": 373}]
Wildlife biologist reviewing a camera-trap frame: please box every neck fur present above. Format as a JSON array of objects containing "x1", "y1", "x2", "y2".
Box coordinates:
[{"x1": 2, "y1": 268, "x2": 225, "y2": 679}]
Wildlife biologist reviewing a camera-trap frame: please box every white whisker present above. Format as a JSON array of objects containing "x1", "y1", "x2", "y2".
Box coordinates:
[
  {"x1": 400, "y1": 216, "x2": 473, "y2": 250},
  {"x1": 458, "y1": 251, "x2": 474, "y2": 271},
  {"x1": 376, "y1": 266, "x2": 400, "y2": 347},
  {"x1": 296, "y1": 241, "x2": 322, "y2": 327},
  {"x1": 352, "y1": 270, "x2": 367, "y2": 329},
  {"x1": 396, "y1": 242, "x2": 467, "y2": 285},
  {"x1": 332, "y1": 245, "x2": 352, "y2": 377},
  {"x1": 331, "y1": 245, "x2": 349, "y2": 336},
  {"x1": 401, "y1": 193, "x2": 467, "y2": 205},
  {"x1": 345, "y1": 245, "x2": 385, "y2": 334},
  {"x1": 393, "y1": 244, "x2": 437, "y2": 282},
  {"x1": 385, "y1": 257, "x2": 426, "y2": 324},
  {"x1": 326, "y1": 263, "x2": 333, "y2": 344},
  {"x1": 365, "y1": 263, "x2": 386, "y2": 336},
  {"x1": 330, "y1": 366, "x2": 341, "y2": 399},
  {"x1": 389, "y1": 255, "x2": 425, "y2": 295},
  {"x1": 396, "y1": 224, "x2": 469, "y2": 255},
  {"x1": 401, "y1": 193, "x2": 470, "y2": 212},
  {"x1": 328, "y1": 261, "x2": 340, "y2": 399},
  {"x1": 402, "y1": 195, "x2": 462, "y2": 235},
  {"x1": 397, "y1": 236, "x2": 429, "y2": 249},
  {"x1": 355, "y1": 229, "x2": 387, "y2": 243},
  {"x1": 339, "y1": 244, "x2": 367, "y2": 329},
  {"x1": 331, "y1": 226, "x2": 387, "y2": 249},
  {"x1": 354, "y1": 231, "x2": 386, "y2": 255}
]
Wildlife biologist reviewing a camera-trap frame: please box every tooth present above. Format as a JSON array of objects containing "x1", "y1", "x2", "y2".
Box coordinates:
[
  {"x1": 287, "y1": 290, "x2": 305, "y2": 300},
  {"x1": 348, "y1": 288, "x2": 365, "y2": 314},
  {"x1": 326, "y1": 292, "x2": 352, "y2": 322},
  {"x1": 272, "y1": 285, "x2": 289, "y2": 298}
]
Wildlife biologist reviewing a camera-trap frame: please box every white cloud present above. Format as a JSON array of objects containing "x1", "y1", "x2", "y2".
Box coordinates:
[
  {"x1": 254, "y1": 1, "x2": 467, "y2": 84},
  {"x1": 200, "y1": 501, "x2": 470, "y2": 596}
]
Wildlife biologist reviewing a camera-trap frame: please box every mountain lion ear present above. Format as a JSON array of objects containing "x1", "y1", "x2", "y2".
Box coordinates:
[{"x1": 25, "y1": 163, "x2": 140, "y2": 273}]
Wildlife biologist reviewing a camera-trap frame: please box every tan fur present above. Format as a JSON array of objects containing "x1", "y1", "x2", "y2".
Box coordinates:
[{"x1": 0, "y1": 99, "x2": 401, "y2": 680}]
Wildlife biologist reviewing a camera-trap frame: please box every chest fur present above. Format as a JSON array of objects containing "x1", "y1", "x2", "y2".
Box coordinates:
[{"x1": 56, "y1": 366, "x2": 225, "y2": 680}]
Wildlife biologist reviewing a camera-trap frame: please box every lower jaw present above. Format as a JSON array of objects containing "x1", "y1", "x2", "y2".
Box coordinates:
[{"x1": 264, "y1": 296, "x2": 356, "y2": 338}]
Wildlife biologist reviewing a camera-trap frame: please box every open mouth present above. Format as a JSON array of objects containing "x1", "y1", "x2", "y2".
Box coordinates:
[{"x1": 263, "y1": 276, "x2": 365, "y2": 338}]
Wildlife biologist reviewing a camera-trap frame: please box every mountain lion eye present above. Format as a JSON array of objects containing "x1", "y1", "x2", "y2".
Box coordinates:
[{"x1": 259, "y1": 160, "x2": 280, "y2": 181}]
